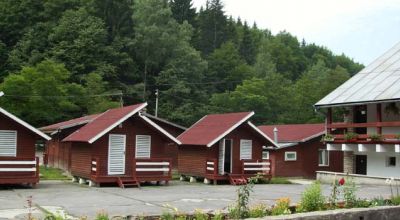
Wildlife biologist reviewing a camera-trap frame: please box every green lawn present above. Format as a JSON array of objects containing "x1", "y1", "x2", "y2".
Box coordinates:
[{"x1": 40, "y1": 166, "x2": 70, "y2": 180}]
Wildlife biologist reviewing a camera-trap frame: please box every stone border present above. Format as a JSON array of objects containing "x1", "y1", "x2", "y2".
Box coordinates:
[
  {"x1": 316, "y1": 171, "x2": 400, "y2": 185},
  {"x1": 253, "y1": 206, "x2": 400, "y2": 220}
]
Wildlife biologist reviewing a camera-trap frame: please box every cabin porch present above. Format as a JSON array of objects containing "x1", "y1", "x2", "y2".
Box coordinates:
[
  {"x1": 204, "y1": 158, "x2": 271, "y2": 185},
  {"x1": 0, "y1": 157, "x2": 39, "y2": 186},
  {"x1": 89, "y1": 157, "x2": 172, "y2": 187}
]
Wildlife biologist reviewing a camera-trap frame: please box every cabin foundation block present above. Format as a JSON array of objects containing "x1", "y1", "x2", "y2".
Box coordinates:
[
  {"x1": 189, "y1": 176, "x2": 197, "y2": 183},
  {"x1": 79, "y1": 178, "x2": 87, "y2": 185},
  {"x1": 88, "y1": 180, "x2": 98, "y2": 187},
  {"x1": 71, "y1": 176, "x2": 78, "y2": 183},
  {"x1": 203, "y1": 178, "x2": 211, "y2": 184},
  {"x1": 180, "y1": 175, "x2": 186, "y2": 181}
]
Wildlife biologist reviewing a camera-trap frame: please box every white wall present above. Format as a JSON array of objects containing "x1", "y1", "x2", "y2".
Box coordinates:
[{"x1": 356, "y1": 151, "x2": 400, "y2": 178}]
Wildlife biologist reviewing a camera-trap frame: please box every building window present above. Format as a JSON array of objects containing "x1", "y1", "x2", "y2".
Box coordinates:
[
  {"x1": 284, "y1": 151, "x2": 297, "y2": 161},
  {"x1": 0, "y1": 130, "x2": 17, "y2": 157},
  {"x1": 387, "y1": 157, "x2": 396, "y2": 167},
  {"x1": 262, "y1": 151, "x2": 269, "y2": 160},
  {"x1": 318, "y1": 149, "x2": 329, "y2": 166},
  {"x1": 240, "y1": 139, "x2": 252, "y2": 160},
  {"x1": 135, "y1": 135, "x2": 151, "y2": 158}
]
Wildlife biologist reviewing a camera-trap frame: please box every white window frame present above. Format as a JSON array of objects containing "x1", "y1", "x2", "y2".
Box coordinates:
[
  {"x1": 240, "y1": 139, "x2": 252, "y2": 160},
  {"x1": 135, "y1": 135, "x2": 151, "y2": 159},
  {"x1": 284, "y1": 151, "x2": 297, "y2": 161},
  {"x1": 262, "y1": 151, "x2": 269, "y2": 160},
  {"x1": 318, "y1": 149, "x2": 329, "y2": 166},
  {"x1": 0, "y1": 130, "x2": 17, "y2": 157}
]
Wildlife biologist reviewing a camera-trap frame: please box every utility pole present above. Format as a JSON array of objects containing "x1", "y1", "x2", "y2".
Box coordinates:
[{"x1": 155, "y1": 89, "x2": 159, "y2": 117}]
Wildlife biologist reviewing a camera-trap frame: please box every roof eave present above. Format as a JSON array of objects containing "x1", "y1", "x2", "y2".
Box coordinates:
[
  {"x1": 0, "y1": 107, "x2": 51, "y2": 141},
  {"x1": 139, "y1": 114, "x2": 182, "y2": 145}
]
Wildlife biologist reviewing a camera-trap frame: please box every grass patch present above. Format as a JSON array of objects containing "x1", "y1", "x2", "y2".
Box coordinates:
[
  {"x1": 268, "y1": 177, "x2": 292, "y2": 184},
  {"x1": 40, "y1": 165, "x2": 69, "y2": 180}
]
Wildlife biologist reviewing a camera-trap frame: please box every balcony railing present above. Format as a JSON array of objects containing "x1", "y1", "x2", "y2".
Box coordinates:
[{"x1": 241, "y1": 159, "x2": 271, "y2": 177}]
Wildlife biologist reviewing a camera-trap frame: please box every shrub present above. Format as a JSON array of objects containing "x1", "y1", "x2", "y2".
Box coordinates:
[
  {"x1": 95, "y1": 211, "x2": 109, "y2": 220},
  {"x1": 298, "y1": 182, "x2": 325, "y2": 212},
  {"x1": 343, "y1": 178, "x2": 357, "y2": 208},
  {"x1": 354, "y1": 199, "x2": 372, "y2": 208},
  {"x1": 271, "y1": 198, "x2": 291, "y2": 216},
  {"x1": 248, "y1": 203, "x2": 268, "y2": 218},
  {"x1": 391, "y1": 196, "x2": 400, "y2": 205},
  {"x1": 370, "y1": 197, "x2": 390, "y2": 207},
  {"x1": 227, "y1": 205, "x2": 240, "y2": 219},
  {"x1": 193, "y1": 209, "x2": 208, "y2": 220},
  {"x1": 160, "y1": 211, "x2": 174, "y2": 220},
  {"x1": 211, "y1": 211, "x2": 224, "y2": 220}
]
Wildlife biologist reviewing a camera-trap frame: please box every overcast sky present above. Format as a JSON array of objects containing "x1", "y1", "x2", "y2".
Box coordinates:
[{"x1": 192, "y1": 0, "x2": 400, "y2": 65}]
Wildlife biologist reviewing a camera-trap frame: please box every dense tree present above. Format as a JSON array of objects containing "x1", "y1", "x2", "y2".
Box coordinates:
[
  {"x1": 169, "y1": 0, "x2": 196, "y2": 26},
  {"x1": 0, "y1": 0, "x2": 365, "y2": 127},
  {"x1": 0, "y1": 60, "x2": 86, "y2": 125}
]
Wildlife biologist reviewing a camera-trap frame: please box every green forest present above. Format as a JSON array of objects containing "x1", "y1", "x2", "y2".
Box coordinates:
[{"x1": 0, "y1": 0, "x2": 364, "y2": 127}]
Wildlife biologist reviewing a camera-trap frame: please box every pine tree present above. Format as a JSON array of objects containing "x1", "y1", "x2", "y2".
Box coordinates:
[
  {"x1": 169, "y1": 0, "x2": 196, "y2": 26},
  {"x1": 239, "y1": 22, "x2": 257, "y2": 65}
]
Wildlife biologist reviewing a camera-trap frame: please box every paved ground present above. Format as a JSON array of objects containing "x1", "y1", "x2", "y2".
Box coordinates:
[{"x1": 0, "y1": 180, "x2": 392, "y2": 219}]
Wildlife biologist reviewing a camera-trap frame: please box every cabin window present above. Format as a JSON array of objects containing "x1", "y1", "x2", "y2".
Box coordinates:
[
  {"x1": 387, "y1": 157, "x2": 396, "y2": 167},
  {"x1": 262, "y1": 151, "x2": 269, "y2": 160},
  {"x1": 284, "y1": 151, "x2": 297, "y2": 161},
  {"x1": 135, "y1": 135, "x2": 151, "y2": 158},
  {"x1": 318, "y1": 149, "x2": 329, "y2": 166},
  {"x1": 240, "y1": 139, "x2": 252, "y2": 160},
  {"x1": 0, "y1": 130, "x2": 17, "y2": 157}
]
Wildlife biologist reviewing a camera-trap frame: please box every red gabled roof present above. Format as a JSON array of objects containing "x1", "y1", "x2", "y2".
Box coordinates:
[
  {"x1": 63, "y1": 103, "x2": 147, "y2": 143},
  {"x1": 178, "y1": 112, "x2": 256, "y2": 146},
  {"x1": 40, "y1": 113, "x2": 101, "y2": 132},
  {"x1": 258, "y1": 123, "x2": 325, "y2": 143}
]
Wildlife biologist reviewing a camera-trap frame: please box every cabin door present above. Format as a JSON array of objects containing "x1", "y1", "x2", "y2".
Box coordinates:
[
  {"x1": 355, "y1": 155, "x2": 367, "y2": 175},
  {"x1": 108, "y1": 134, "x2": 126, "y2": 175},
  {"x1": 218, "y1": 139, "x2": 232, "y2": 175}
]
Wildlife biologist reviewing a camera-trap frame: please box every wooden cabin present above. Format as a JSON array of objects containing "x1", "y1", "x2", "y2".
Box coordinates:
[
  {"x1": 177, "y1": 112, "x2": 278, "y2": 185},
  {"x1": 259, "y1": 124, "x2": 343, "y2": 178},
  {"x1": 0, "y1": 106, "x2": 50, "y2": 186},
  {"x1": 41, "y1": 112, "x2": 185, "y2": 172},
  {"x1": 40, "y1": 103, "x2": 181, "y2": 188}
]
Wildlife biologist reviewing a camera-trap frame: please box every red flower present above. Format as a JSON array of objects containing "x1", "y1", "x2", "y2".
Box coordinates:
[{"x1": 339, "y1": 178, "x2": 345, "y2": 186}]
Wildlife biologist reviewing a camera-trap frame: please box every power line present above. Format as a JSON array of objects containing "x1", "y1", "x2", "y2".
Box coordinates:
[{"x1": 2, "y1": 92, "x2": 123, "y2": 98}]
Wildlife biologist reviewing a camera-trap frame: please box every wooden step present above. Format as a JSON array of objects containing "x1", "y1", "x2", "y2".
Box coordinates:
[
  {"x1": 228, "y1": 174, "x2": 247, "y2": 185},
  {"x1": 117, "y1": 177, "x2": 140, "y2": 188}
]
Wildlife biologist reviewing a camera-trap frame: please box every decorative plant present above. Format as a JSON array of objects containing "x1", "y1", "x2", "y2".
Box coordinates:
[
  {"x1": 248, "y1": 203, "x2": 269, "y2": 218},
  {"x1": 368, "y1": 134, "x2": 384, "y2": 141},
  {"x1": 95, "y1": 211, "x2": 109, "y2": 220},
  {"x1": 229, "y1": 175, "x2": 260, "y2": 219},
  {"x1": 193, "y1": 209, "x2": 208, "y2": 220},
  {"x1": 395, "y1": 134, "x2": 400, "y2": 140},
  {"x1": 343, "y1": 178, "x2": 357, "y2": 208},
  {"x1": 271, "y1": 198, "x2": 291, "y2": 216},
  {"x1": 344, "y1": 132, "x2": 358, "y2": 141},
  {"x1": 298, "y1": 181, "x2": 325, "y2": 212},
  {"x1": 321, "y1": 134, "x2": 335, "y2": 142},
  {"x1": 211, "y1": 211, "x2": 224, "y2": 220}
]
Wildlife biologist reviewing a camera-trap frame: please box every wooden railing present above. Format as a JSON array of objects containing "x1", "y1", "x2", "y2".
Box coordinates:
[
  {"x1": 241, "y1": 159, "x2": 271, "y2": 176},
  {"x1": 91, "y1": 157, "x2": 99, "y2": 178},
  {"x1": 0, "y1": 157, "x2": 39, "y2": 182},
  {"x1": 134, "y1": 158, "x2": 172, "y2": 179},
  {"x1": 205, "y1": 158, "x2": 218, "y2": 177},
  {"x1": 328, "y1": 121, "x2": 400, "y2": 129}
]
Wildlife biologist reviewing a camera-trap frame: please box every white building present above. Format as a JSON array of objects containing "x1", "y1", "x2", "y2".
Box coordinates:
[{"x1": 315, "y1": 41, "x2": 400, "y2": 178}]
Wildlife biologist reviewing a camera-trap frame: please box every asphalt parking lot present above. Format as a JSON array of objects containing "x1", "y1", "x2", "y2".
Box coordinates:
[{"x1": 0, "y1": 180, "x2": 392, "y2": 219}]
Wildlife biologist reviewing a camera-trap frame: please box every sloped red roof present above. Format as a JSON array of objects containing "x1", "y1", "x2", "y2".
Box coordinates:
[
  {"x1": 63, "y1": 103, "x2": 147, "y2": 143},
  {"x1": 258, "y1": 123, "x2": 325, "y2": 143},
  {"x1": 178, "y1": 112, "x2": 255, "y2": 146},
  {"x1": 40, "y1": 113, "x2": 101, "y2": 132}
]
